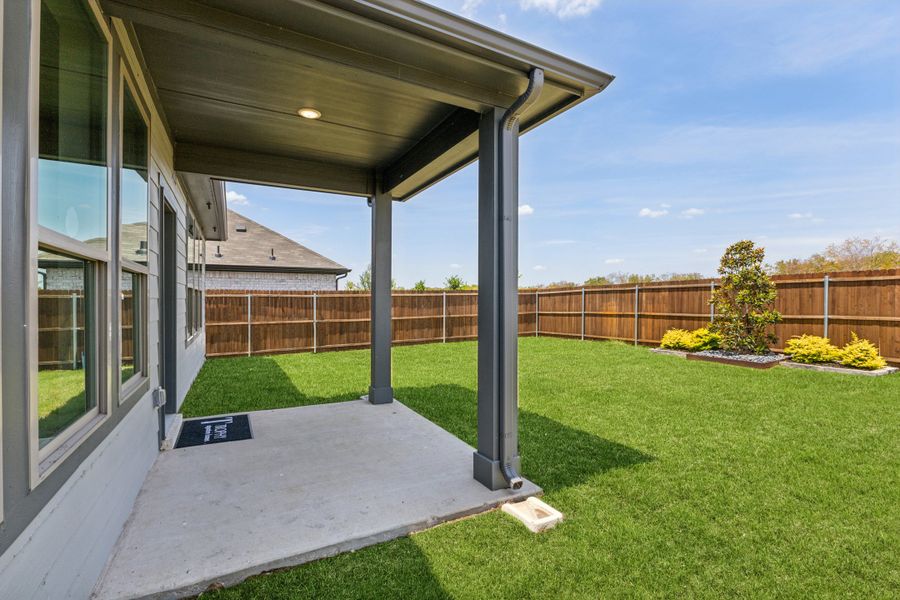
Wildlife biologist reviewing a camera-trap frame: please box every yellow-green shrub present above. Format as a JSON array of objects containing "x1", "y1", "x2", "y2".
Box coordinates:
[
  {"x1": 660, "y1": 327, "x2": 721, "y2": 351},
  {"x1": 691, "y1": 328, "x2": 722, "y2": 351},
  {"x1": 660, "y1": 329, "x2": 694, "y2": 350},
  {"x1": 839, "y1": 333, "x2": 887, "y2": 370},
  {"x1": 784, "y1": 335, "x2": 841, "y2": 364}
]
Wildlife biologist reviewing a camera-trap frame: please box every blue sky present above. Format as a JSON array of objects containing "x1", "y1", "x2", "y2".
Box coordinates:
[{"x1": 225, "y1": 0, "x2": 900, "y2": 288}]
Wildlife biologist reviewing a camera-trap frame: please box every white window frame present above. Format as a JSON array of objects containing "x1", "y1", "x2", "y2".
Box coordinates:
[
  {"x1": 27, "y1": 0, "x2": 114, "y2": 485},
  {"x1": 118, "y1": 63, "x2": 150, "y2": 402}
]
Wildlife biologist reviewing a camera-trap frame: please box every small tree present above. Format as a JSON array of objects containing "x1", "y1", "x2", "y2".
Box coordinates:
[
  {"x1": 444, "y1": 274, "x2": 464, "y2": 290},
  {"x1": 710, "y1": 240, "x2": 781, "y2": 353},
  {"x1": 356, "y1": 264, "x2": 397, "y2": 290},
  {"x1": 413, "y1": 280, "x2": 426, "y2": 291}
]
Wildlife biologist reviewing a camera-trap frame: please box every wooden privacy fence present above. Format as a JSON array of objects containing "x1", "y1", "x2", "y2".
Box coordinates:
[
  {"x1": 38, "y1": 290, "x2": 134, "y2": 368},
  {"x1": 205, "y1": 269, "x2": 900, "y2": 365}
]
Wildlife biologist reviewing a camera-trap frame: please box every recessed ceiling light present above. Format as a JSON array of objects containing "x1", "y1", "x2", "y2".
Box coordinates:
[{"x1": 298, "y1": 108, "x2": 322, "y2": 120}]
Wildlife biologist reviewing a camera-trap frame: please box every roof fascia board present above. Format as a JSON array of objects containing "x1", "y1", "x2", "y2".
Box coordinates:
[
  {"x1": 175, "y1": 143, "x2": 374, "y2": 197},
  {"x1": 206, "y1": 265, "x2": 350, "y2": 275},
  {"x1": 100, "y1": 0, "x2": 524, "y2": 112},
  {"x1": 320, "y1": 0, "x2": 614, "y2": 92}
]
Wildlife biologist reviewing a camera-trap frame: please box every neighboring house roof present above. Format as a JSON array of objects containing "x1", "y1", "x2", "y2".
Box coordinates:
[{"x1": 206, "y1": 210, "x2": 349, "y2": 275}]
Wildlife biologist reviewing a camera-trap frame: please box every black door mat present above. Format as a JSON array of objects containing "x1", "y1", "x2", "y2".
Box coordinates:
[{"x1": 175, "y1": 414, "x2": 252, "y2": 449}]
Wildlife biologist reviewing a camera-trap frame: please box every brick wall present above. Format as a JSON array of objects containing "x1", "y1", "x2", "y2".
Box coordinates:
[{"x1": 206, "y1": 270, "x2": 337, "y2": 291}]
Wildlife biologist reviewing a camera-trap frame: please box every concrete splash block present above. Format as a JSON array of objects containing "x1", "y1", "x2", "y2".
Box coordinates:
[{"x1": 502, "y1": 497, "x2": 563, "y2": 533}]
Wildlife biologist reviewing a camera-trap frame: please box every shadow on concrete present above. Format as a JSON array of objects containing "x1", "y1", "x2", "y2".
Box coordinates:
[{"x1": 395, "y1": 384, "x2": 654, "y2": 493}]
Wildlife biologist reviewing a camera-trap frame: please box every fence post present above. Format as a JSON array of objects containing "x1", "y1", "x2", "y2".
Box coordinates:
[
  {"x1": 442, "y1": 291, "x2": 447, "y2": 343},
  {"x1": 633, "y1": 285, "x2": 640, "y2": 346},
  {"x1": 313, "y1": 293, "x2": 318, "y2": 353},
  {"x1": 823, "y1": 275, "x2": 830, "y2": 338},
  {"x1": 709, "y1": 281, "x2": 715, "y2": 323},
  {"x1": 535, "y1": 290, "x2": 540, "y2": 336},
  {"x1": 581, "y1": 287, "x2": 586, "y2": 340},
  {"x1": 72, "y1": 293, "x2": 78, "y2": 368},
  {"x1": 246, "y1": 294, "x2": 252, "y2": 357}
]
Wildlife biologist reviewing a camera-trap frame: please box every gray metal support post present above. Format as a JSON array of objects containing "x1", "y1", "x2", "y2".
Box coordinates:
[
  {"x1": 368, "y1": 180, "x2": 393, "y2": 404},
  {"x1": 535, "y1": 291, "x2": 539, "y2": 336},
  {"x1": 710, "y1": 281, "x2": 715, "y2": 323},
  {"x1": 473, "y1": 106, "x2": 522, "y2": 490},
  {"x1": 823, "y1": 275, "x2": 830, "y2": 338},
  {"x1": 633, "y1": 285, "x2": 640, "y2": 345}
]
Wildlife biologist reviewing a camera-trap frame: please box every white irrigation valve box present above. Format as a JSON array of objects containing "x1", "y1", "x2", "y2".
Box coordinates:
[{"x1": 501, "y1": 497, "x2": 563, "y2": 533}]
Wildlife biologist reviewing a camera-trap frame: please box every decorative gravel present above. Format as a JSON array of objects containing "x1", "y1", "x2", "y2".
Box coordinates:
[{"x1": 694, "y1": 350, "x2": 787, "y2": 364}]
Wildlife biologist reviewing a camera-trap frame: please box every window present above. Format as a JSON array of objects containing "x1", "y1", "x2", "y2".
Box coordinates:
[
  {"x1": 36, "y1": 249, "x2": 98, "y2": 451},
  {"x1": 120, "y1": 271, "x2": 142, "y2": 384},
  {"x1": 33, "y1": 0, "x2": 110, "y2": 470},
  {"x1": 38, "y1": 0, "x2": 108, "y2": 247},
  {"x1": 186, "y1": 211, "x2": 204, "y2": 339},
  {"x1": 119, "y1": 80, "x2": 148, "y2": 389}
]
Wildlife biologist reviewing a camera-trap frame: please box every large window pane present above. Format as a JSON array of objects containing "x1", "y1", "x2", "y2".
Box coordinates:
[
  {"x1": 121, "y1": 270, "x2": 141, "y2": 384},
  {"x1": 38, "y1": 0, "x2": 108, "y2": 247},
  {"x1": 37, "y1": 249, "x2": 96, "y2": 448},
  {"x1": 121, "y1": 86, "x2": 148, "y2": 265}
]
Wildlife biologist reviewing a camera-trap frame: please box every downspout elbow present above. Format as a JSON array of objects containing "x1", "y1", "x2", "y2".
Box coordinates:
[{"x1": 502, "y1": 68, "x2": 544, "y2": 131}]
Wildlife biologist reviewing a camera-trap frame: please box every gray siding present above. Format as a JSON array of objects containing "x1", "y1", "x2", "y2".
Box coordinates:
[{"x1": 0, "y1": 3, "x2": 210, "y2": 596}]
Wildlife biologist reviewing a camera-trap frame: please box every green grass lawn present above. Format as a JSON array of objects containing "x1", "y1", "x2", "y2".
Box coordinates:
[
  {"x1": 183, "y1": 338, "x2": 900, "y2": 599},
  {"x1": 38, "y1": 368, "x2": 88, "y2": 444}
]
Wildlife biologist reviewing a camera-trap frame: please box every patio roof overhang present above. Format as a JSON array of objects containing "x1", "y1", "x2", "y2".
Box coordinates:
[{"x1": 102, "y1": 0, "x2": 613, "y2": 240}]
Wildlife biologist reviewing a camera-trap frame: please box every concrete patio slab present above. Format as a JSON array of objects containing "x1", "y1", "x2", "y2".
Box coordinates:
[{"x1": 92, "y1": 400, "x2": 540, "y2": 600}]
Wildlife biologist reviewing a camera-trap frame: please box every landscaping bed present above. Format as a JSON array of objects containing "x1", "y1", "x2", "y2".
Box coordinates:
[
  {"x1": 781, "y1": 361, "x2": 898, "y2": 376},
  {"x1": 687, "y1": 349, "x2": 788, "y2": 369}
]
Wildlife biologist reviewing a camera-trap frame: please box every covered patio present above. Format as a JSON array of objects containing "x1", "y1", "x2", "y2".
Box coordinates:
[
  {"x1": 93, "y1": 0, "x2": 611, "y2": 596},
  {"x1": 94, "y1": 400, "x2": 540, "y2": 599}
]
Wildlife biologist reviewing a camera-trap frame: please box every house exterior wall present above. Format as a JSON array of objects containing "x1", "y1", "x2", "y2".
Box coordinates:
[
  {"x1": 206, "y1": 270, "x2": 338, "y2": 291},
  {"x1": 0, "y1": 2, "x2": 210, "y2": 597}
]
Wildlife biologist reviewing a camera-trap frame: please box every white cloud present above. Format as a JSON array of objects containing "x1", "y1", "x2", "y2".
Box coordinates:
[
  {"x1": 519, "y1": 204, "x2": 535, "y2": 216},
  {"x1": 788, "y1": 212, "x2": 813, "y2": 220},
  {"x1": 681, "y1": 208, "x2": 705, "y2": 218},
  {"x1": 604, "y1": 258, "x2": 624, "y2": 265},
  {"x1": 693, "y1": 248, "x2": 708, "y2": 254},
  {"x1": 540, "y1": 239, "x2": 577, "y2": 246},
  {"x1": 226, "y1": 190, "x2": 249, "y2": 206},
  {"x1": 533, "y1": 265, "x2": 547, "y2": 271},
  {"x1": 660, "y1": 203, "x2": 672, "y2": 208},
  {"x1": 460, "y1": 0, "x2": 482, "y2": 18},
  {"x1": 639, "y1": 207, "x2": 668, "y2": 218},
  {"x1": 449, "y1": 263, "x2": 462, "y2": 269},
  {"x1": 519, "y1": 0, "x2": 602, "y2": 19}
]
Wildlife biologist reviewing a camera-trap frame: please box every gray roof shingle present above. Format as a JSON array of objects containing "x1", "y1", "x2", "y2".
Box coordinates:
[{"x1": 207, "y1": 210, "x2": 349, "y2": 274}]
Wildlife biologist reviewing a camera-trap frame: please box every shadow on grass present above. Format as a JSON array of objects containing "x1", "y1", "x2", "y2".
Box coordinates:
[
  {"x1": 205, "y1": 536, "x2": 452, "y2": 600},
  {"x1": 182, "y1": 355, "x2": 364, "y2": 418},
  {"x1": 396, "y1": 384, "x2": 654, "y2": 493}
]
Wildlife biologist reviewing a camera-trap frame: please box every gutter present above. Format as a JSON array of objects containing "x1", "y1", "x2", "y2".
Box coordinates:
[{"x1": 497, "y1": 68, "x2": 544, "y2": 491}]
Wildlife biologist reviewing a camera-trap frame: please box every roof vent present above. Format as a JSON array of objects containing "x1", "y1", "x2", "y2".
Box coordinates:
[{"x1": 235, "y1": 225, "x2": 247, "y2": 232}]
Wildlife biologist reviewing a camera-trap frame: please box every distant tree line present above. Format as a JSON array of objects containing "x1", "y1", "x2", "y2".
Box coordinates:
[{"x1": 768, "y1": 237, "x2": 900, "y2": 275}]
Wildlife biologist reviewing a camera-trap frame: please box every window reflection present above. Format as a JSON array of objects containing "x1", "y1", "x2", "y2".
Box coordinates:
[
  {"x1": 38, "y1": 0, "x2": 108, "y2": 246},
  {"x1": 121, "y1": 271, "x2": 140, "y2": 384},
  {"x1": 121, "y1": 85, "x2": 148, "y2": 265},
  {"x1": 37, "y1": 248, "x2": 96, "y2": 448}
]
